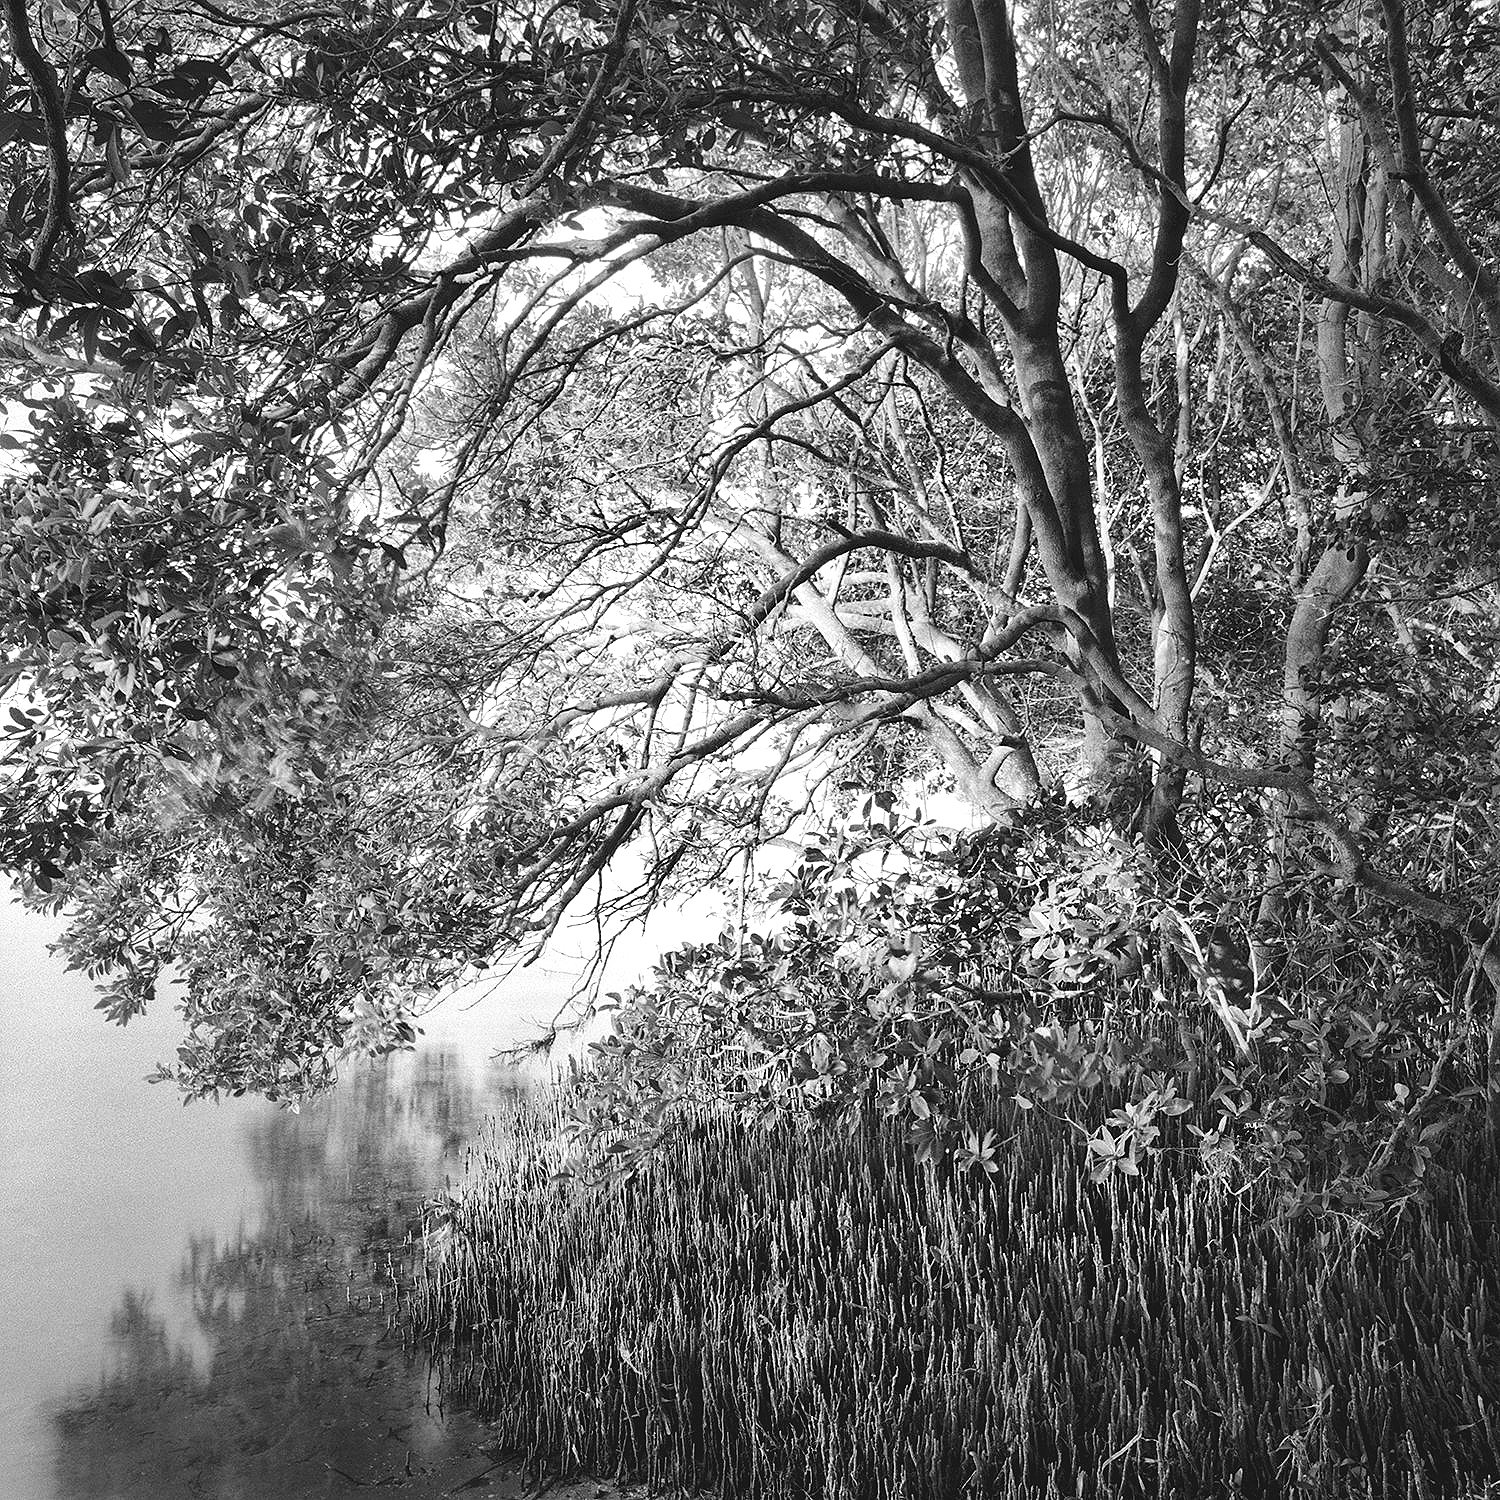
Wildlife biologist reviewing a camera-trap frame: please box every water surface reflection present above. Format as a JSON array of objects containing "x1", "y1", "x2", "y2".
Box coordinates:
[
  {"x1": 0, "y1": 900, "x2": 578, "y2": 1499},
  {"x1": 49, "y1": 1049, "x2": 520, "y2": 1497}
]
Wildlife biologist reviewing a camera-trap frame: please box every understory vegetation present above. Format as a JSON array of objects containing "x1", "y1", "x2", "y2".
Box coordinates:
[
  {"x1": 410, "y1": 795, "x2": 1500, "y2": 1497},
  {"x1": 561, "y1": 806, "x2": 1489, "y2": 1219},
  {"x1": 414, "y1": 1101, "x2": 1500, "y2": 1500}
]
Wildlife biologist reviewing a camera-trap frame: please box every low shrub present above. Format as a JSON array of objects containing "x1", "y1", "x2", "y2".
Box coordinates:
[{"x1": 563, "y1": 809, "x2": 1487, "y2": 1220}]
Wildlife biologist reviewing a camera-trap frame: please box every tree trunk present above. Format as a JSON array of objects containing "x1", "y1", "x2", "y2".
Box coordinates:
[{"x1": 1258, "y1": 102, "x2": 1376, "y2": 946}]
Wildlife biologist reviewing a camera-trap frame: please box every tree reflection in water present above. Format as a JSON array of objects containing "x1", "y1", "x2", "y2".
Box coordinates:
[{"x1": 48, "y1": 1046, "x2": 536, "y2": 1499}]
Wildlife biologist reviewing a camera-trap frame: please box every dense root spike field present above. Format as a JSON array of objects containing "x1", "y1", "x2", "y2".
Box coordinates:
[{"x1": 414, "y1": 1107, "x2": 1500, "y2": 1500}]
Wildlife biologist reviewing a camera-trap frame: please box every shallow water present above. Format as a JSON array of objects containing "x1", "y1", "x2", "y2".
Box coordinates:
[{"x1": 0, "y1": 898, "x2": 597, "y2": 1499}]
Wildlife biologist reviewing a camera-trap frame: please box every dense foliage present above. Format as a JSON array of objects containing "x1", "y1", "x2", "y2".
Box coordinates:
[
  {"x1": 0, "y1": 0, "x2": 1497, "y2": 1146},
  {"x1": 566, "y1": 806, "x2": 1483, "y2": 1213}
]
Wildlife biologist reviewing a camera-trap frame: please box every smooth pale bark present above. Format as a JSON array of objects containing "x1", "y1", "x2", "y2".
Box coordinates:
[
  {"x1": 944, "y1": 0, "x2": 1140, "y2": 785},
  {"x1": 1104, "y1": 0, "x2": 1202, "y2": 845},
  {"x1": 742, "y1": 527, "x2": 1039, "y2": 815},
  {"x1": 1258, "y1": 102, "x2": 1375, "y2": 945}
]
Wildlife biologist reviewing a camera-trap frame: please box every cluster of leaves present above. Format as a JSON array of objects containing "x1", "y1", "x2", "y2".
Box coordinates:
[
  {"x1": 563, "y1": 806, "x2": 1485, "y2": 1219},
  {"x1": 45, "y1": 745, "x2": 528, "y2": 1102},
  {"x1": 0, "y1": 375, "x2": 516, "y2": 1100},
  {"x1": 0, "y1": 381, "x2": 399, "y2": 882}
]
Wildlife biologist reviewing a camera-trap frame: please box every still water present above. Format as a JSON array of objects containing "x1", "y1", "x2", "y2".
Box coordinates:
[{"x1": 0, "y1": 897, "x2": 616, "y2": 1499}]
